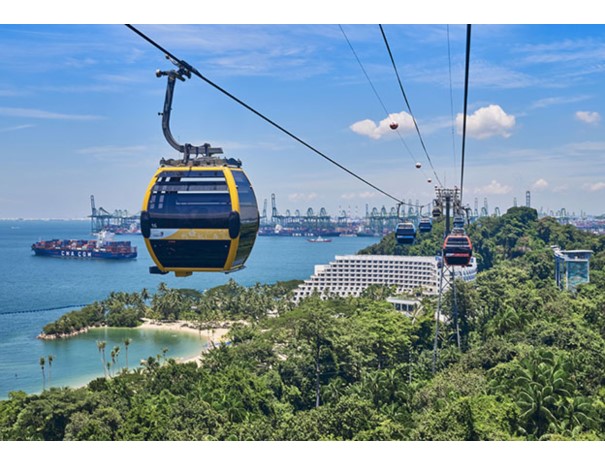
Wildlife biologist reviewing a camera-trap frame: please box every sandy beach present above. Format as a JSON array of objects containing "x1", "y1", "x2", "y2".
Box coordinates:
[{"x1": 138, "y1": 319, "x2": 231, "y2": 365}]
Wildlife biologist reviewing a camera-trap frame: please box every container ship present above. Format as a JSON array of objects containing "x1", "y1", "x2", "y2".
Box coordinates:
[{"x1": 31, "y1": 232, "x2": 137, "y2": 260}]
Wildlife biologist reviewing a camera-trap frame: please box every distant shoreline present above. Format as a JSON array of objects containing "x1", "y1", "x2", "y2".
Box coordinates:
[{"x1": 0, "y1": 218, "x2": 89, "y2": 221}]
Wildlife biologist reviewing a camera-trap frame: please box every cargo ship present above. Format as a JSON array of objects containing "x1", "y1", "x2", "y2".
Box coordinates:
[{"x1": 31, "y1": 231, "x2": 137, "y2": 260}]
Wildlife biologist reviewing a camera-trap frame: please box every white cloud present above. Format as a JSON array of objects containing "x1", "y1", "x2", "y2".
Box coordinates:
[
  {"x1": 457, "y1": 104, "x2": 515, "y2": 140},
  {"x1": 77, "y1": 145, "x2": 147, "y2": 155},
  {"x1": 575, "y1": 111, "x2": 601, "y2": 125},
  {"x1": 0, "y1": 107, "x2": 102, "y2": 121},
  {"x1": 552, "y1": 184, "x2": 569, "y2": 193},
  {"x1": 585, "y1": 182, "x2": 605, "y2": 192},
  {"x1": 340, "y1": 191, "x2": 379, "y2": 200},
  {"x1": 473, "y1": 179, "x2": 512, "y2": 195},
  {"x1": 350, "y1": 111, "x2": 414, "y2": 140},
  {"x1": 0, "y1": 124, "x2": 35, "y2": 133},
  {"x1": 532, "y1": 178, "x2": 549, "y2": 191},
  {"x1": 288, "y1": 192, "x2": 319, "y2": 202},
  {"x1": 530, "y1": 95, "x2": 590, "y2": 109}
]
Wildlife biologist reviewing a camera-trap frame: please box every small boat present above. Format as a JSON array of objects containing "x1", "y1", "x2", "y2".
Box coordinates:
[{"x1": 307, "y1": 236, "x2": 332, "y2": 243}]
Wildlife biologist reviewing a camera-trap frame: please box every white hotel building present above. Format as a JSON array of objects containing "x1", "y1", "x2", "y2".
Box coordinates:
[{"x1": 292, "y1": 254, "x2": 477, "y2": 304}]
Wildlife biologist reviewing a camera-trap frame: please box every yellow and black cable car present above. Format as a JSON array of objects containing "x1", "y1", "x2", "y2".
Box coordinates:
[
  {"x1": 140, "y1": 64, "x2": 259, "y2": 277},
  {"x1": 141, "y1": 160, "x2": 259, "y2": 277},
  {"x1": 141, "y1": 157, "x2": 258, "y2": 277}
]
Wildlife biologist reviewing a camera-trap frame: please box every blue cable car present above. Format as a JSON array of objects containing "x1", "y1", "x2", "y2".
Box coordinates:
[
  {"x1": 395, "y1": 221, "x2": 416, "y2": 245},
  {"x1": 418, "y1": 217, "x2": 432, "y2": 233},
  {"x1": 453, "y1": 215, "x2": 465, "y2": 229}
]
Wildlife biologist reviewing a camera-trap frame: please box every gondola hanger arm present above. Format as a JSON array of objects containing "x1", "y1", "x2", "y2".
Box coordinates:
[{"x1": 156, "y1": 60, "x2": 223, "y2": 163}]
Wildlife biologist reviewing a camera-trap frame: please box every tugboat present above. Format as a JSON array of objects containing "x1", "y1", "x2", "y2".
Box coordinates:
[
  {"x1": 307, "y1": 236, "x2": 332, "y2": 243},
  {"x1": 31, "y1": 231, "x2": 137, "y2": 260}
]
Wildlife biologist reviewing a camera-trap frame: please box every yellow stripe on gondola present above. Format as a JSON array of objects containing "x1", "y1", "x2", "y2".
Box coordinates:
[
  {"x1": 224, "y1": 168, "x2": 241, "y2": 270},
  {"x1": 158, "y1": 229, "x2": 231, "y2": 241}
]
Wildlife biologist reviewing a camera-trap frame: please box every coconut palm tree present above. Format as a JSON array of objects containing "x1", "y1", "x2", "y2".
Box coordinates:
[
  {"x1": 158, "y1": 346, "x2": 168, "y2": 365},
  {"x1": 110, "y1": 346, "x2": 120, "y2": 376},
  {"x1": 96, "y1": 340, "x2": 107, "y2": 377},
  {"x1": 123, "y1": 338, "x2": 132, "y2": 370},
  {"x1": 39, "y1": 357, "x2": 46, "y2": 391},
  {"x1": 47, "y1": 355, "x2": 54, "y2": 387}
]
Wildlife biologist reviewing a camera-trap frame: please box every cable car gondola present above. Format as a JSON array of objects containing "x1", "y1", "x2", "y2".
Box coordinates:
[
  {"x1": 395, "y1": 221, "x2": 416, "y2": 245},
  {"x1": 453, "y1": 215, "x2": 465, "y2": 229},
  {"x1": 418, "y1": 217, "x2": 432, "y2": 233},
  {"x1": 141, "y1": 64, "x2": 259, "y2": 277},
  {"x1": 443, "y1": 232, "x2": 473, "y2": 266},
  {"x1": 142, "y1": 159, "x2": 259, "y2": 277}
]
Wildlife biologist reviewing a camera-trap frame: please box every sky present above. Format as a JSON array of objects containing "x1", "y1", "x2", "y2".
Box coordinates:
[{"x1": 2, "y1": 8, "x2": 605, "y2": 219}]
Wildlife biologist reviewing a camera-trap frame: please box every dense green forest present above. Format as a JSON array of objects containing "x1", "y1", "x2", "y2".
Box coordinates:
[{"x1": 2, "y1": 207, "x2": 605, "y2": 440}]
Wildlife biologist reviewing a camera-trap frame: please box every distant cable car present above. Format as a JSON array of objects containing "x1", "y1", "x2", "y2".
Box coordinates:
[
  {"x1": 140, "y1": 64, "x2": 259, "y2": 277},
  {"x1": 443, "y1": 232, "x2": 473, "y2": 266},
  {"x1": 390, "y1": 121, "x2": 399, "y2": 130},
  {"x1": 419, "y1": 217, "x2": 432, "y2": 233},
  {"x1": 453, "y1": 215, "x2": 465, "y2": 229},
  {"x1": 395, "y1": 221, "x2": 416, "y2": 245},
  {"x1": 415, "y1": 162, "x2": 422, "y2": 169},
  {"x1": 427, "y1": 178, "x2": 432, "y2": 183}
]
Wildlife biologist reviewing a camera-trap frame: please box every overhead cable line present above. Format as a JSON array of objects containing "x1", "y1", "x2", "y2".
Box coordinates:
[
  {"x1": 126, "y1": 24, "x2": 414, "y2": 207},
  {"x1": 339, "y1": 25, "x2": 392, "y2": 124},
  {"x1": 459, "y1": 24, "x2": 472, "y2": 205},
  {"x1": 339, "y1": 25, "x2": 434, "y2": 184},
  {"x1": 379, "y1": 24, "x2": 443, "y2": 188},
  {"x1": 446, "y1": 25, "x2": 458, "y2": 175}
]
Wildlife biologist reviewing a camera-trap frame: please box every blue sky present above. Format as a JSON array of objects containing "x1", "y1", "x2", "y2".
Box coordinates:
[{"x1": 1, "y1": 18, "x2": 605, "y2": 218}]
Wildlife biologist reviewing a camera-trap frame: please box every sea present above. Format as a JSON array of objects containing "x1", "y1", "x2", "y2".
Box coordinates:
[{"x1": 0, "y1": 219, "x2": 378, "y2": 399}]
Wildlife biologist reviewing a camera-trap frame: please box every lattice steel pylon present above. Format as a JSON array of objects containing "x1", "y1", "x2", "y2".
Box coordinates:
[{"x1": 431, "y1": 186, "x2": 464, "y2": 374}]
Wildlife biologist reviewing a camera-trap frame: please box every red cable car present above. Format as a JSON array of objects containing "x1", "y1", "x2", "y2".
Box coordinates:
[{"x1": 443, "y1": 232, "x2": 473, "y2": 266}]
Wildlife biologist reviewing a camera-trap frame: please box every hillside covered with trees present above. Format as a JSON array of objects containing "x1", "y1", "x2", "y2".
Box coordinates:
[{"x1": 2, "y1": 208, "x2": 605, "y2": 440}]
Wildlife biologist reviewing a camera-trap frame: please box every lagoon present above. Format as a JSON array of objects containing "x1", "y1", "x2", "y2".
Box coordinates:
[{"x1": 0, "y1": 220, "x2": 378, "y2": 398}]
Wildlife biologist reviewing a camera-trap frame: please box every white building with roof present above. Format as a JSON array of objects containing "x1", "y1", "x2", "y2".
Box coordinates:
[{"x1": 292, "y1": 254, "x2": 476, "y2": 304}]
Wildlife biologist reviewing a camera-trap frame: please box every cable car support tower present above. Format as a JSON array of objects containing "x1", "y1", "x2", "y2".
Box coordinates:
[{"x1": 432, "y1": 24, "x2": 472, "y2": 374}]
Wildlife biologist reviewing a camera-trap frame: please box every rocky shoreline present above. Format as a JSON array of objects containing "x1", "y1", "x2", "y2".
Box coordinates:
[{"x1": 37, "y1": 326, "x2": 92, "y2": 340}]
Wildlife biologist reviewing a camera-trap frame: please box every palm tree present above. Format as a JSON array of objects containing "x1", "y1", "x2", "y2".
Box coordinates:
[
  {"x1": 110, "y1": 346, "x2": 120, "y2": 376},
  {"x1": 39, "y1": 357, "x2": 46, "y2": 391},
  {"x1": 114, "y1": 345, "x2": 120, "y2": 370},
  {"x1": 123, "y1": 338, "x2": 132, "y2": 370},
  {"x1": 96, "y1": 340, "x2": 107, "y2": 377},
  {"x1": 158, "y1": 346, "x2": 168, "y2": 365},
  {"x1": 158, "y1": 282, "x2": 169, "y2": 294},
  {"x1": 47, "y1": 355, "x2": 54, "y2": 387}
]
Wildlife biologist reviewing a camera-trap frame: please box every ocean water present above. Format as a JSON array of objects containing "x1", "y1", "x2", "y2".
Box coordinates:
[{"x1": 0, "y1": 220, "x2": 378, "y2": 398}]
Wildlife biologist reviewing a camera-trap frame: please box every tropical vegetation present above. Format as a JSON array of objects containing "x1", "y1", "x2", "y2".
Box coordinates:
[{"x1": 2, "y1": 207, "x2": 605, "y2": 440}]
